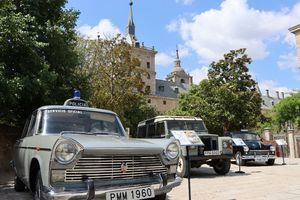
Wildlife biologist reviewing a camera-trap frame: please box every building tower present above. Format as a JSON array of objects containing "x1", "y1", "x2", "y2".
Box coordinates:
[
  {"x1": 166, "y1": 47, "x2": 193, "y2": 85},
  {"x1": 126, "y1": 0, "x2": 157, "y2": 95}
]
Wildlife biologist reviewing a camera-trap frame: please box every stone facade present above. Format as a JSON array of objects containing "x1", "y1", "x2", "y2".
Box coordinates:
[{"x1": 289, "y1": 24, "x2": 300, "y2": 66}]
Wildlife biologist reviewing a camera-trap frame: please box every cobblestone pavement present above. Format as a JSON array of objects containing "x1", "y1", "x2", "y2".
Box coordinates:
[{"x1": 1, "y1": 158, "x2": 300, "y2": 200}]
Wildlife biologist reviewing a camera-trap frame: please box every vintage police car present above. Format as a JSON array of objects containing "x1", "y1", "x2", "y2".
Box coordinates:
[
  {"x1": 227, "y1": 130, "x2": 276, "y2": 166},
  {"x1": 12, "y1": 92, "x2": 181, "y2": 200},
  {"x1": 136, "y1": 116, "x2": 233, "y2": 177}
]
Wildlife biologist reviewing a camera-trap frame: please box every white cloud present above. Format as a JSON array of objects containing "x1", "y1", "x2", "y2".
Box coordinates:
[
  {"x1": 258, "y1": 80, "x2": 292, "y2": 97},
  {"x1": 170, "y1": 0, "x2": 300, "y2": 63},
  {"x1": 166, "y1": 20, "x2": 178, "y2": 32},
  {"x1": 156, "y1": 53, "x2": 174, "y2": 66},
  {"x1": 77, "y1": 19, "x2": 121, "y2": 39},
  {"x1": 175, "y1": 0, "x2": 194, "y2": 5},
  {"x1": 189, "y1": 66, "x2": 209, "y2": 84},
  {"x1": 277, "y1": 52, "x2": 299, "y2": 71}
]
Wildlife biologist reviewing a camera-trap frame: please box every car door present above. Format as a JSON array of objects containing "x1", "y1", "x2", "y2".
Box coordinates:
[
  {"x1": 15, "y1": 112, "x2": 37, "y2": 181},
  {"x1": 13, "y1": 116, "x2": 30, "y2": 180}
]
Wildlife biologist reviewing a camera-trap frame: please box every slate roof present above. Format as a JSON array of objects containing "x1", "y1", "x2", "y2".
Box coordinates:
[
  {"x1": 155, "y1": 79, "x2": 190, "y2": 98},
  {"x1": 261, "y1": 95, "x2": 282, "y2": 110}
]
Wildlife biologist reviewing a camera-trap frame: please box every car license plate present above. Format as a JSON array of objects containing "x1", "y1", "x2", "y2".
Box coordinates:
[
  {"x1": 204, "y1": 150, "x2": 220, "y2": 156},
  {"x1": 106, "y1": 187, "x2": 154, "y2": 200},
  {"x1": 255, "y1": 157, "x2": 268, "y2": 162}
]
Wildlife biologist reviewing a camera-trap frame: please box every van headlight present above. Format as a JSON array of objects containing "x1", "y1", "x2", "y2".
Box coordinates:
[
  {"x1": 55, "y1": 141, "x2": 77, "y2": 164},
  {"x1": 270, "y1": 146, "x2": 275, "y2": 152},
  {"x1": 165, "y1": 142, "x2": 180, "y2": 160},
  {"x1": 243, "y1": 146, "x2": 249, "y2": 152}
]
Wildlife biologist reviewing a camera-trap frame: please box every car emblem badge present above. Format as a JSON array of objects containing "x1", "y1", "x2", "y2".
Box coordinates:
[{"x1": 120, "y1": 162, "x2": 128, "y2": 173}]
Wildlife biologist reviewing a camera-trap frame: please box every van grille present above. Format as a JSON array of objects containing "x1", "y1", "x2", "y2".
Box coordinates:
[
  {"x1": 200, "y1": 137, "x2": 218, "y2": 150},
  {"x1": 65, "y1": 155, "x2": 167, "y2": 182}
]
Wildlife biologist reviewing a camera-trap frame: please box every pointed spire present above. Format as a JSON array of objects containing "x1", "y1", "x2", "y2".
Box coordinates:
[
  {"x1": 176, "y1": 45, "x2": 180, "y2": 60},
  {"x1": 173, "y1": 45, "x2": 182, "y2": 71},
  {"x1": 126, "y1": 0, "x2": 136, "y2": 44}
]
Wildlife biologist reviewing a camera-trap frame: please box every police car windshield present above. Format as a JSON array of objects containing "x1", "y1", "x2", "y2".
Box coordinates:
[
  {"x1": 167, "y1": 120, "x2": 207, "y2": 133},
  {"x1": 38, "y1": 109, "x2": 125, "y2": 136},
  {"x1": 232, "y1": 132, "x2": 260, "y2": 141}
]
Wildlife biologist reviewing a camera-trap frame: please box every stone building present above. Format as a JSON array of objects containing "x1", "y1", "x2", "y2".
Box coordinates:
[
  {"x1": 289, "y1": 24, "x2": 300, "y2": 65},
  {"x1": 125, "y1": 0, "x2": 192, "y2": 112}
]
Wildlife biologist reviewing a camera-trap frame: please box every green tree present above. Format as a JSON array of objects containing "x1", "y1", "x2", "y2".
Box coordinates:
[
  {"x1": 0, "y1": 0, "x2": 82, "y2": 126},
  {"x1": 79, "y1": 35, "x2": 157, "y2": 134},
  {"x1": 272, "y1": 92, "x2": 300, "y2": 130},
  {"x1": 177, "y1": 49, "x2": 262, "y2": 135}
]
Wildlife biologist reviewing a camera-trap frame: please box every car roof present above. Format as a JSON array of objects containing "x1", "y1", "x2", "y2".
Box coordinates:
[
  {"x1": 38, "y1": 105, "x2": 117, "y2": 116},
  {"x1": 138, "y1": 115, "x2": 203, "y2": 126}
]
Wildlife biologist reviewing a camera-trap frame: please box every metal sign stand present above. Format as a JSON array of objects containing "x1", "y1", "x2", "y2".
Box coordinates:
[
  {"x1": 235, "y1": 152, "x2": 245, "y2": 174},
  {"x1": 186, "y1": 146, "x2": 192, "y2": 200},
  {"x1": 281, "y1": 145, "x2": 286, "y2": 165}
]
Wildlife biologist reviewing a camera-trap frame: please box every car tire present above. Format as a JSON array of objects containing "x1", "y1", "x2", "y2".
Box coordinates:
[
  {"x1": 34, "y1": 170, "x2": 44, "y2": 200},
  {"x1": 213, "y1": 159, "x2": 231, "y2": 175},
  {"x1": 176, "y1": 156, "x2": 188, "y2": 178},
  {"x1": 235, "y1": 151, "x2": 246, "y2": 166},
  {"x1": 266, "y1": 159, "x2": 275, "y2": 165},
  {"x1": 14, "y1": 175, "x2": 26, "y2": 192},
  {"x1": 153, "y1": 193, "x2": 167, "y2": 200}
]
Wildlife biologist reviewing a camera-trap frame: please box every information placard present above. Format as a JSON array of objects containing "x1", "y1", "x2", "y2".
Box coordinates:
[
  {"x1": 171, "y1": 130, "x2": 204, "y2": 146},
  {"x1": 232, "y1": 138, "x2": 246, "y2": 146},
  {"x1": 275, "y1": 139, "x2": 287, "y2": 146}
]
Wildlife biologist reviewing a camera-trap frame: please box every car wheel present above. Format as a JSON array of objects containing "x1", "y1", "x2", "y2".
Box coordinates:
[
  {"x1": 235, "y1": 151, "x2": 245, "y2": 166},
  {"x1": 213, "y1": 159, "x2": 231, "y2": 175},
  {"x1": 266, "y1": 159, "x2": 275, "y2": 165},
  {"x1": 14, "y1": 175, "x2": 26, "y2": 192},
  {"x1": 34, "y1": 170, "x2": 43, "y2": 200},
  {"x1": 153, "y1": 193, "x2": 167, "y2": 200},
  {"x1": 176, "y1": 156, "x2": 188, "y2": 178}
]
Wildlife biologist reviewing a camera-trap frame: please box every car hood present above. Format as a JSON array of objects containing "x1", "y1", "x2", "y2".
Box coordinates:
[
  {"x1": 61, "y1": 134, "x2": 167, "y2": 155},
  {"x1": 244, "y1": 140, "x2": 271, "y2": 150}
]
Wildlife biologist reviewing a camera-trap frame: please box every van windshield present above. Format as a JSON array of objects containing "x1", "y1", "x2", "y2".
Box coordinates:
[
  {"x1": 38, "y1": 109, "x2": 125, "y2": 136},
  {"x1": 167, "y1": 120, "x2": 207, "y2": 133}
]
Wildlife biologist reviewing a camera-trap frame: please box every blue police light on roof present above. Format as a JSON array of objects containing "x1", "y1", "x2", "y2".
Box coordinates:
[
  {"x1": 63, "y1": 89, "x2": 88, "y2": 107},
  {"x1": 73, "y1": 89, "x2": 81, "y2": 99}
]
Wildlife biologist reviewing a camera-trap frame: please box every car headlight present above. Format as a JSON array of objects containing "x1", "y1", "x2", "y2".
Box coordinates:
[
  {"x1": 243, "y1": 146, "x2": 249, "y2": 152},
  {"x1": 55, "y1": 141, "x2": 77, "y2": 164},
  {"x1": 165, "y1": 142, "x2": 180, "y2": 160},
  {"x1": 270, "y1": 145, "x2": 276, "y2": 152}
]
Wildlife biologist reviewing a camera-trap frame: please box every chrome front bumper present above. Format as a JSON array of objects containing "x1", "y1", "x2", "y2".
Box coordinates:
[
  {"x1": 242, "y1": 154, "x2": 276, "y2": 160},
  {"x1": 43, "y1": 175, "x2": 182, "y2": 200}
]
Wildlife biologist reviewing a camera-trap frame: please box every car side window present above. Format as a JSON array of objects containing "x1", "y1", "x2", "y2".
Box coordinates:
[
  {"x1": 147, "y1": 123, "x2": 155, "y2": 138},
  {"x1": 20, "y1": 118, "x2": 30, "y2": 138},
  {"x1": 156, "y1": 122, "x2": 165, "y2": 138},
  {"x1": 137, "y1": 126, "x2": 146, "y2": 138},
  {"x1": 26, "y1": 112, "x2": 37, "y2": 137}
]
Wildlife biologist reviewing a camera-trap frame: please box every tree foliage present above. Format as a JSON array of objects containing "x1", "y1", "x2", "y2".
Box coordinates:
[
  {"x1": 78, "y1": 35, "x2": 157, "y2": 134},
  {"x1": 177, "y1": 49, "x2": 262, "y2": 135},
  {"x1": 0, "y1": 0, "x2": 82, "y2": 126},
  {"x1": 272, "y1": 92, "x2": 300, "y2": 130}
]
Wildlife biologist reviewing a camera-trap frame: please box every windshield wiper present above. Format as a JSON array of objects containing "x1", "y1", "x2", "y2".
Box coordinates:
[
  {"x1": 60, "y1": 131, "x2": 94, "y2": 135},
  {"x1": 89, "y1": 131, "x2": 122, "y2": 136}
]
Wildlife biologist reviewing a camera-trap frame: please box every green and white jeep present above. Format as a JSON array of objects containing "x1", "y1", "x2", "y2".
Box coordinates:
[{"x1": 136, "y1": 116, "x2": 233, "y2": 177}]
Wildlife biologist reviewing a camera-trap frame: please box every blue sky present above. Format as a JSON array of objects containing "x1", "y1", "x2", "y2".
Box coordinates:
[{"x1": 67, "y1": 0, "x2": 300, "y2": 97}]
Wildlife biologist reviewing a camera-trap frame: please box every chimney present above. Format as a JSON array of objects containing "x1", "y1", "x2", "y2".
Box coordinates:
[
  {"x1": 276, "y1": 91, "x2": 280, "y2": 99},
  {"x1": 188, "y1": 76, "x2": 193, "y2": 85},
  {"x1": 266, "y1": 89, "x2": 270, "y2": 97},
  {"x1": 281, "y1": 92, "x2": 285, "y2": 99}
]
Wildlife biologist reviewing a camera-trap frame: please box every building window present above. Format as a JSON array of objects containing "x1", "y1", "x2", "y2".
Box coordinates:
[
  {"x1": 158, "y1": 86, "x2": 164, "y2": 92},
  {"x1": 147, "y1": 74, "x2": 151, "y2": 79},
  {"x1": 145, "y1": 85, "x2": 151, "y2": 94},
  {"x1": 181, "y1": 79, "x2": 185, "y2": 83},
  {"x1": 271, "y1": 101, "x2": 274, "y2": 106},
  {"x1": 147, "y1": 62, "x2": 150, "y2": 69},
  {"x1": 174, "y1": 87, "x2": 179, "y2": 94},
  {"x1": 148, "y1": 99, "x2": 151, "y2": 103},
  {"x1": 163, "y1": 100, "x2": 166, "y2": 105}
]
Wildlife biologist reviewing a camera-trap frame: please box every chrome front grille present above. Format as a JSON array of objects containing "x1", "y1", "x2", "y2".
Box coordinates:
[{"x1": 65, "y1": 155, "x2": 167, "y2": 182}]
